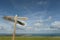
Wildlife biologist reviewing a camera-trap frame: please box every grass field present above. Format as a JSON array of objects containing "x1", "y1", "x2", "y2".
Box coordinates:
[{"x1": 0, "y1": 36, "x2": 60, "y2": 40}]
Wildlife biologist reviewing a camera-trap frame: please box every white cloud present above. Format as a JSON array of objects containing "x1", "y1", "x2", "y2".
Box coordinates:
[
  {"x1": 0, "y1": 26, "x2": 3, "y2": 30},
  {"x1": 48, "y1": 16, "x2": 52, "y2": 20},
  {"x1": 40, "y1": 28, "x2": 57, "y2": 30},
  {"x1": 51, "y1": 21, "x2": 60, "y2": 28},
  {"x1": 26, "y1": 27, "x2": 32, "y2": 30},
  {"x1": 34, "y1": 22, "x2": 43, "y2": 27},
  {"x1": 37, "y1": 1, "x2": 47, "y2": 5},
  {"x1": 33, "y1": 16, "x2": 52, "y2": 27},
  {"x1": 37, "y1": 1, "x2": 43, "y2": 5},
  {"x1": 0, "y1": 26, "x2": 6, "y2": 30},
  {"x1": 45, "y1": 16, "x2": 52, "y2": 21}
]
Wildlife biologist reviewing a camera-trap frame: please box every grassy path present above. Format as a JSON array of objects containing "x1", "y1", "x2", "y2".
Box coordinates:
[{"x1": 0, "y1": 36, "x2": 60, "y2": 40}]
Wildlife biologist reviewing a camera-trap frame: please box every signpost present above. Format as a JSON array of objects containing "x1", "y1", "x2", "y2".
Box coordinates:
[
  {"x1": 3, "y1": 15, "x2": 28, "y2": 40},
  {"x1": 11, "y1": 15, "x2": 28, "y2": 40},
  {"x1": 12, "y1": 15, "x2": 18, "y2": 40}
]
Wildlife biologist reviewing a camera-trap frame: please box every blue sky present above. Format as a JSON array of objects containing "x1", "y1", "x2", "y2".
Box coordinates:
[{"x1": 0, "y1": 0, "x2": 60, "y2": 34}]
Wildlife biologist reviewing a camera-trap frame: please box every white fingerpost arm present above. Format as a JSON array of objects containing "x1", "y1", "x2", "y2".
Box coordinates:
[{"x1": 18, "y1": 17, "x2": 28, "y2": 20}]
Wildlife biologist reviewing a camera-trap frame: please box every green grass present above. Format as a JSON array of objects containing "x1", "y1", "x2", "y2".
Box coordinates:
[{"x1": 0, "y1": 36, "x2": 60, "y2": 40}]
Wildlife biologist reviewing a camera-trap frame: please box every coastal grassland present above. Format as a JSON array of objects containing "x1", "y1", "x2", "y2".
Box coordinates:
[{"x1": 0, "y1": 36, "x2": 60, "y2": 40}]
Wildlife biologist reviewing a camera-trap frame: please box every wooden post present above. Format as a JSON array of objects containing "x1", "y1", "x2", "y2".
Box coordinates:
[{"x1": 12, "y1": 15, "x2": 17, "y2": 40}]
